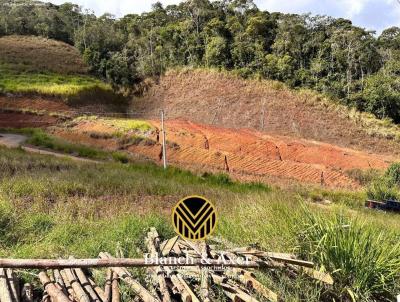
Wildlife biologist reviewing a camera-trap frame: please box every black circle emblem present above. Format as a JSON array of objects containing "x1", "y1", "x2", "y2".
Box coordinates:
[{"x1": 172, "y1": 196, "x2": 217, "y2": 240}]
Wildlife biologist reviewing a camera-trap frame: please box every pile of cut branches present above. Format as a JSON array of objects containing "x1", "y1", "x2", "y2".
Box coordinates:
[{"x1": 0, "y1": 228, "x2": 333, "y2": 302}]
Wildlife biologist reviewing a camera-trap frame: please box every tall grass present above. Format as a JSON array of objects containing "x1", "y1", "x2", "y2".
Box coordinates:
[
  {"x1": 0, "y1": 64, "x2": 127, "y2": 106},
  {"x1": 0, "y1": 146, "x2": 399, "y2": 300},
  {"x1": 297, "y1": 211, "x2": 400, "y2": 301}
]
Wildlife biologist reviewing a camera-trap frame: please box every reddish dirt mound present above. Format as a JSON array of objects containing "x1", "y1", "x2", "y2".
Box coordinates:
[
  {"x1": 54, "y1": 118, "x2": 393, "y2": 189},
  {"x1": 134, "y1": 69, "x2": 400, "y2": 156},
  {"x1": 0, "y1": 113, "x2": 58, "y2": 128}
]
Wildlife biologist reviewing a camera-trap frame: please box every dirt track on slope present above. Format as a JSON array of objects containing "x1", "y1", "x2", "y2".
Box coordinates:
[{"x1": 54, "y1": 118, "x2": 394, "y2": 189}]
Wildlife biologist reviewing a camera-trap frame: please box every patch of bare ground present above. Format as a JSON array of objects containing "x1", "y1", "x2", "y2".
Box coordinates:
[
  {"x1": 0, "y1": 112, "x2": 58, "y2": 128},
  {"x1": 52, "y1": 118, "x2": 394, "y2": 189},
  {"x1": 132, "y1": 69, "x2": 400, "y2": 156},
  {"x1": 0, "y1": 96, "x2": 71, "y2": 112}
]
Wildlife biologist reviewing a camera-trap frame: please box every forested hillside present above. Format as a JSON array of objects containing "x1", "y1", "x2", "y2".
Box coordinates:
[{"x1": 1, "y1": 0, "x2": 399, "y2": 122}]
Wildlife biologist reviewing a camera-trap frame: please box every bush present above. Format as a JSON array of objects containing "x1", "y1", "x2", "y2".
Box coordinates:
[
  {"x1": 367, "y1": 178, "x2": 399, "y2": 201},
  {"x1": 385, "y1": 162, "x2": 400, "y2": 186}
]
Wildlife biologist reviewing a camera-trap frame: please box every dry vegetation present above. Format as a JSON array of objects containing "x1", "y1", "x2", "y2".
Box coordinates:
[
  {"x1": 0, "y1": 35, "x2": 87, "y2": 74},
  {"x1": 133, "y1": 68, "x2": 400, "y2": 156}
]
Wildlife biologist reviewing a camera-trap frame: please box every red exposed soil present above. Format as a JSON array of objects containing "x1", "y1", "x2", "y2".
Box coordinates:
[
  {"x1": 54, "y1": 118, "x2": 394, "y2": 189},
  {"x1": 133, "y1": 69, "x2": 400, "y2": 156},
  {"x1": 0, "y1": 96, "x2": 71, "y2": 112},
  {"x1": 0, "y1": 113, "x2": 58, "y2": 128}
]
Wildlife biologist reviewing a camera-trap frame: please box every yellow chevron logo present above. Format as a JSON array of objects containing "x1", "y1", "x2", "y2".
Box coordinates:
[{"x1": 172, "y1": 196, "x2": 217, "y2": 240}]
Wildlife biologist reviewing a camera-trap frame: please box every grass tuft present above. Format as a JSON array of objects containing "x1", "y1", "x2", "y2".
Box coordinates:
[{"x1": 297, "y1": 211, "x2": 400, "y2": 301}]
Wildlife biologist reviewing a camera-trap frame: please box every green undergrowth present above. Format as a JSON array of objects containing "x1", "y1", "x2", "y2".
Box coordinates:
[
  {"x1": 0, "y1": 64, "x2": 127, "y2": 106},
  {"x1": 0, "y1": 146, "x2": 399, "y2": 300},
  {"x1": 3, "y1": 128, "x2": 130, "y2": 163}
]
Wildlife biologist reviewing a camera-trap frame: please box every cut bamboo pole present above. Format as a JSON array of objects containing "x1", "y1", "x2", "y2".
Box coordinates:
[
  {"x1": 0, "y1": 258, "x2": 267, "y2": 269},
  {"x1": 212, "y1": 274, "x2": 259, "y2": 302},
  {"x1": 176, "y1": 274, "x2": 200, "y2": 302},
  {"x1": 219, "y1": 252, "x2": 278, "y2": 302},
  {"x1": 0, "y1": 268, "x2": 13, "y2": 302},
  {"x1": 6, "y1": 269, "x2": 19, "y2": 302},
  {"x1": 38, "y1": 271, "x2": 71, "y2": 302},
  {"x1": 64, "y1": 268, "x2": 90, "y2": 302},
  {"x1": 60, "y1": 270, "x2": 77, "y2": 301},
  {"x1": 289, "y1": 265, "x2": 334, "y2": 285},
  {"x1": 241, "y1": 271, "x2": 277, "y2": 302},
  {"x1": 42, "y1": 293, "x2": 51, "y2": 302},
  {"x1": 146, "y1": 228, "x2": 171, "y2": 302},
  {"x1": 160, "y1": 237, "x2": 179, "y2": 256},
  {"x1": 164, "y1": 268, "x2": 191, "y2": 302},
  {"x1": 229, "y1": 248, "x2": 314, "y2": 268},
  {"x1": 199, "y1": 243, "x2": 210, "y2": 302},
  {"x1": 73, "y1": 267, "x2": 102, "y2": 301},
  {"x1": 53, "y1": 270, "x2": 69, "y2": 297},
  {"x1": 111, "y1": 272, "x2": 120, "y2": 302},
  {"x1": 104, "y1": 269, "x2": 112, "y2": 302},
  {"x1": 21, "y1": 283, "x2": 33, "y2": 302},
  {"x1": 89, "y1": 278, "x2": 107, "y2": 301},
  {"x1": 99, "y1": 252, "x2": 159, "y2": 302}
]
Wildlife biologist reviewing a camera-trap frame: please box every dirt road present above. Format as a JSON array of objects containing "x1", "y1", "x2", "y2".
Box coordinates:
[
  {"x1": 0, "y1": 133, "x2": 99, "y2": 163},
  {"x1": 0, "y1": 133, "x2": 27, "y2": 147}
]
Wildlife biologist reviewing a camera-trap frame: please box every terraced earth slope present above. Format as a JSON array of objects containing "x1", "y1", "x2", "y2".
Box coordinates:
[
  {"x1": 53, "y1": 118, "x2": 394, "y2": 188},
  {"x1": 133, "y1": 69, "x2": 400, "y2": 156}
]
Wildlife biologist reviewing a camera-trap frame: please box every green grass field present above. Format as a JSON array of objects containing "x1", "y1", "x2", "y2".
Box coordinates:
[
  {"x1": 0, "y1": 64, "x2": 121, "y2": 103},
  {"x1": 0, "y1": 145, "x2": 399, "y2": 301}
]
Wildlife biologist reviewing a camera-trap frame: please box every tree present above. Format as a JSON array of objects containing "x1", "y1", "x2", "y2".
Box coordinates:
[{"x1": 205, "y1": 36, "x2": 229, "y2": 67}]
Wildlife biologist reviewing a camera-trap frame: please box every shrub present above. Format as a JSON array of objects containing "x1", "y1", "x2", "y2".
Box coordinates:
[
  {"x1": 367, "y1": 178, "x2": 399, "y2": 201},
  {"x1": 385, "y1": 162, "x2": 400, "y2": 186}
]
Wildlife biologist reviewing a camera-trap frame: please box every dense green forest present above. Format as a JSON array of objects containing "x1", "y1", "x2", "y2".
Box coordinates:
[{"x1": 1, "y1": 0, "x2": 400, "y2": 123}]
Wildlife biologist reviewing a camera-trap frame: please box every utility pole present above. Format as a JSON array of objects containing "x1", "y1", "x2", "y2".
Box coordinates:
[{"x1": 161, "y1": 109, "x2": 167, "y2": 169}]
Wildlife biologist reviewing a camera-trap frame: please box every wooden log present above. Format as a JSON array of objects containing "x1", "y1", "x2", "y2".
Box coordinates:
[
  {"x1": 145, "y1": 228, "x2": 171, "y2": 302},
  {"x1": 0, "y1": 258, "x2": 268, "y2": 269},
  {"x1": 88, "y1": 278, "x2": 106, "y2": 301},
  {"x1": 212, "y1": 274, "x2": 259, "y2": 302},
  {"x1": 111, "y1": 272, "x2": 120, "y2": 302},
  {"x1": 160, "y1": 237, "x2": 179, "y2": 257},
  {"x1": 64, "y1": 268, "x2": 90, "y2": 302},
  {"x1": 99, "y1": 252, "x2": 159, "y2": 302},
  {"x1": 21, "y1": 283, "x2": 33, "y2": 302},
  {"x1": 59, "y1": 270, "x2": 77, "y2": 301},
  {"x1": 229, "y1": 248, "x2": 313, "y2": 268},
  {"x1": 215, "y1": 249, "x2": 278, "y2": 302},
  {"x1": 53, "y1": 270, "x2": 69, "y2": 297},
  {"x1": 199, "y1": 243, "x2": 210, "y2": 302},
  {"x1": 289, "y1": 265, "x2": 334, "y2": 285},
  {"x1": 241, "y1": 271, "x2": 277, "y2": 302},
  {"x1": 6, "y1": 269, "x2": 19, "y2": 302},
  {"x1": 42, "y1": 293, "x2": 51, "y2": 302},
  {"x1": 210, "y1": 276, "x2": 241, "y2": 302},
  {"x1": 74, "y1": 267, "x2": 102, "y2": 302},
  {"x1": 104, "y1": 269, "x2": 112, "y2": 302},
  {"x1": 0, "y1": 268, "x2": 13, "y2": 302},
  {"x1": 164, "y1": 268, "x2": 191, "y2": 302},
  {"x1": 38, "y1": 271, "x2": 71, "y2": 302},
  {"x1": 175, "y1": 274, "x2": 200, "y2": 302}
]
